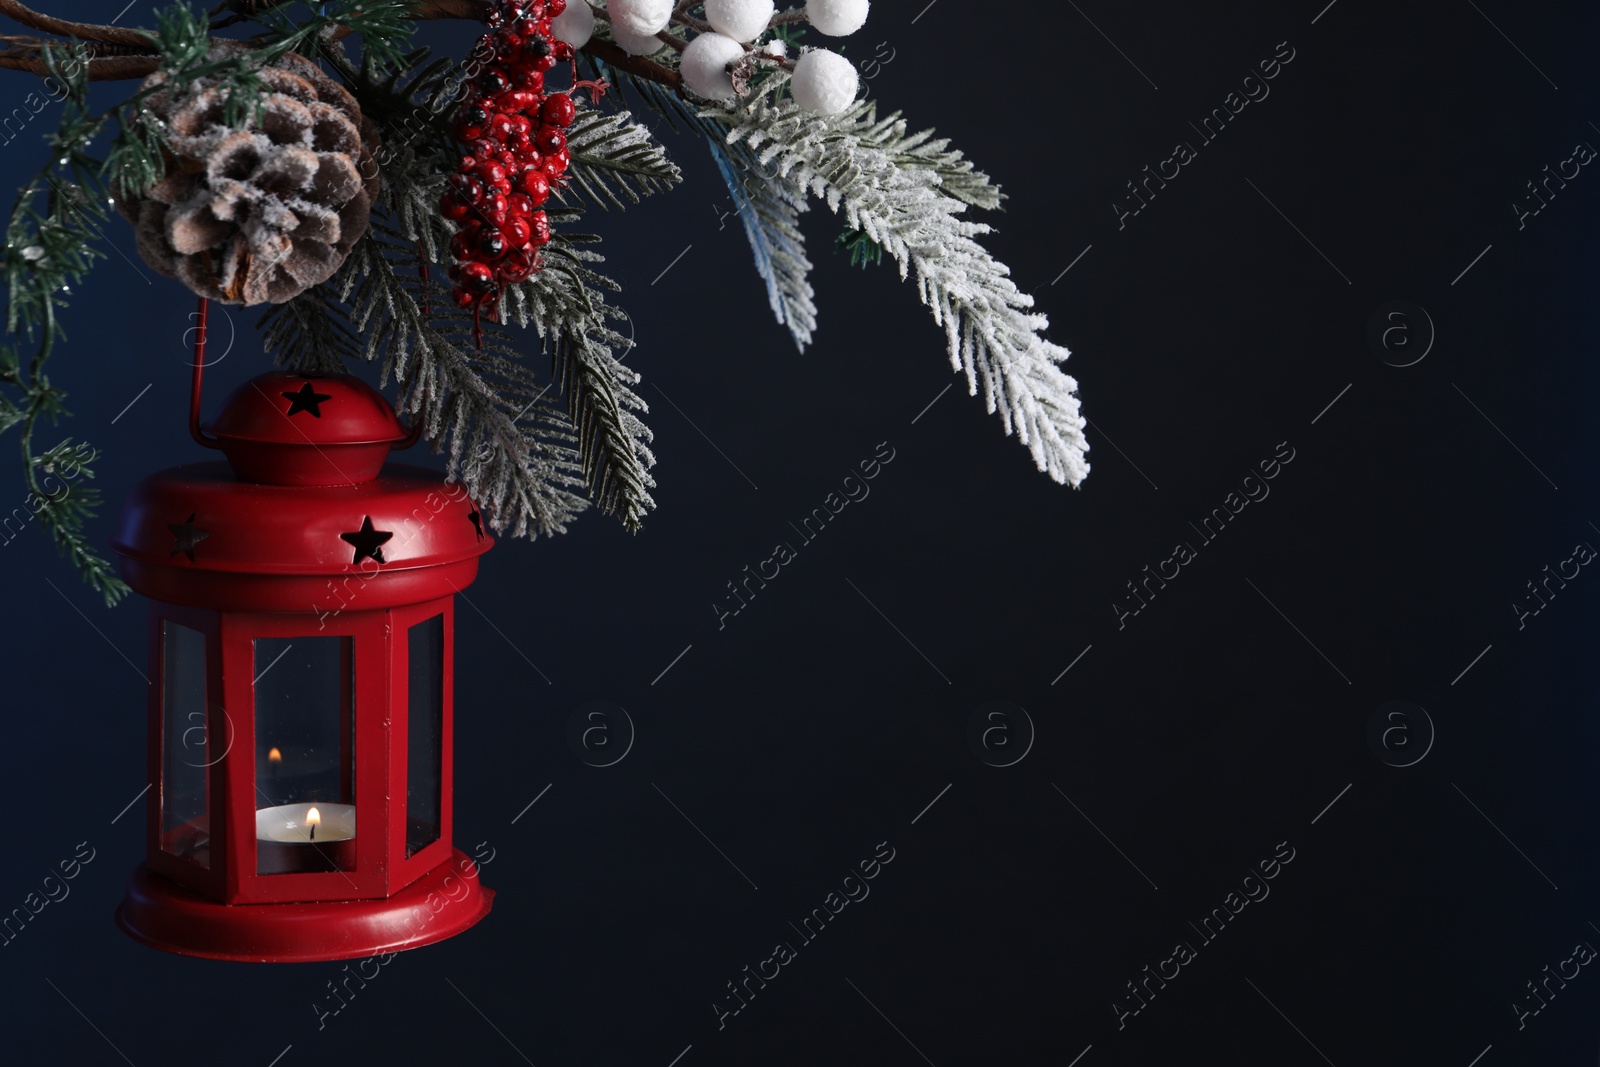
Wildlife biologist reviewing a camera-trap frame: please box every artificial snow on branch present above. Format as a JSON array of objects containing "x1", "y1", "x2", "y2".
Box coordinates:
[
  {"x1": 503, "y1": 230, "x2": 658, "y2": 533},
  {"x1": 716, "y1": 95, "x2": 1090, "y2": 486},
  {"x1": 562, "y1": 106, "x2": 684, "y2": 208},
  {"x1": 710, "y1": 143, "x2": 816, "y2": 350},
  {"x1": 267, "y1": 219, "x2": 596, "y2": 538}
]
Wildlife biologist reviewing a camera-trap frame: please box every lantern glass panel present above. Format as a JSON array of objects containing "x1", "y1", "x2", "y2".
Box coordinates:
[
  {"x1": 253, "y1": 636, "x2": 356, "y2": 875},
  {"x1": 406, "y1": 614, "x2": 444, "y2": 857},
  {"x1": 159, "y1": 620, "x2": 210, "y2": 868}
]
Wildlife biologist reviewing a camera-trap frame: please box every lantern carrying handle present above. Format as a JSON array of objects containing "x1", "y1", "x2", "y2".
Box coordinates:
[
  {"x1": 397, "y1": 416, "x2": 422, "y2": 449},
  {"x1": 189, "y1": 296, "x2": 222, "y2": 450}
]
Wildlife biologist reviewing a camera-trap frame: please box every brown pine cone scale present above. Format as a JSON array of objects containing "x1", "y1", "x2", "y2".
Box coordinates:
[{"x1": 117, "y1": 42, "x2": 380, "y2": 306}]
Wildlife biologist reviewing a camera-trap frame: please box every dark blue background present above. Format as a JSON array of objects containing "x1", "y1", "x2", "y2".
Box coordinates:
[{"x1": 3, "y1": 1, "x2": 1599, "y2": 1064}]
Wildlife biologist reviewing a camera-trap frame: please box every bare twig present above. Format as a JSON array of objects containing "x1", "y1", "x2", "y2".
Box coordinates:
[
  {"x1": 582, "y1": 35, "x2": 683, "y2": 88},
  {"x1": 0, "y1": 0, "x2": 688, "y2": 92},
  {"x1": 0, "y1": 0, "x2": 153, "y2": 46},
  {"x1": 0, "y1": 47, "x2": 157, "y2": 79}
]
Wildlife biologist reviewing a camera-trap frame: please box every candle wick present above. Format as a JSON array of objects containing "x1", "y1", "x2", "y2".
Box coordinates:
[{"x1": 309, "y1": 823, "x2": 316, "y2": 841}]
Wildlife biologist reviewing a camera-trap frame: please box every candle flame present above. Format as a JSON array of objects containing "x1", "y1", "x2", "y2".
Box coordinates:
[
  {"x1": 306, "y1": 806, "x2": 321, "y2": 827},
  {"x1": 268, "y1": 747, "x2": 282, "y2": 764}
]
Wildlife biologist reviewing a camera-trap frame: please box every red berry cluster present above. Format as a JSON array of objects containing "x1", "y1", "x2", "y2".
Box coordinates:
[{"x1": 441, "y1": 0, "x2": 580, "y2": 312}]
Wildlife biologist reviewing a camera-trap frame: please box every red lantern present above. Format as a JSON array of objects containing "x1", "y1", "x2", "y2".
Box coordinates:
[{"x1": 108, "y1": 301, "x2": 494, "y2": 962}]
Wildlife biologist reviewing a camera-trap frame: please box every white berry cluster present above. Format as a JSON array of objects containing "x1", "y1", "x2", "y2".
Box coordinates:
[{"x1": 553, "y1": 0, "x2": 870, "y2": 116}]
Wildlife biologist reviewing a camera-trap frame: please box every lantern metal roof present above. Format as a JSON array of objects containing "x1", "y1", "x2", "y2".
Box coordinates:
[{"x1": 112, "y1": 371, "x2": 491, "y2": 612}]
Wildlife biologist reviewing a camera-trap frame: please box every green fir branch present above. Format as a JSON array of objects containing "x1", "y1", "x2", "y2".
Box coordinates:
[
  {"x1": 0, "y1": 43, "x2": 128, "y2": 603},
  {"x1": 834, "y1": 226, "x2": 882, "y2": 269}
]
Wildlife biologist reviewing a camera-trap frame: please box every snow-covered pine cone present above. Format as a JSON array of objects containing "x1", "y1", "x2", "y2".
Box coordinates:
[{"x1": 116, "y1": 42, "x2": 380, "y2": 306}]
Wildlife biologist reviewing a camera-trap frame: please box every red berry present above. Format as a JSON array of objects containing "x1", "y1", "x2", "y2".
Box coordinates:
[
  {"x1": 508, "y1": 114, "x2": 533, "y2": 139},
  {"x1": 439, "y1": 192, "x2": 471, "y2": 221},
  {"x1": 488, "y1": 113, "x2": 516, "y2": 143},
  {"x1": 483, "y1": 193, "x2": 509, "y2": 225},
  {"x1": 477, "y1": 227, "x2": 509, "y2": 260},
  {"x1": 461, "y1": 260, "x2": 496, "y2": 293},
  {"x1": 507, "y1": 193, "x2": 534, "y2": 217},
  {"x1": 543, "y1": 148, "x2": 569, "y2": 178},
  {"x1": 480, "y1": 68, "x2": 512, "y2": 96},
  {"x1": 503, "y1": 216, "x2": 532, "y2": 247},
  {"x1": 510, "y1": 67, "x2": 544, "y2": 92},
  {"x1": 450, "y1": 230, "x2": 476, "y2": 261},
  {"x1": 479, "y1": 160, "x2": 508, "y2": 185},
  {"x1": 534, "y1": 125, "x2": 565, "y2": 154},
  {"x1": 547, "y1": 0, "x2": 566, "y2": 14},
  {"x1": 501, "y1": 89, "x2": 539, "y2": 113},
  {"x1": 528, "y1": 210, "x2": 551, "y2": 245},
  {"x1": 453, "y1": 288, "x2": 477, "y2": 309},
  {"x1": 493, "y1": 31, "x2": 522, "y2": 59},
  {"x1": 541, "y1": 94, "x2": 575, "y2": 127},
  {"x1": 518, "y1": 169, "x2": 550, "y2": 203},
  {"x1": 449, "y1": 172, "x2": 486, "y2": 201},
  {"x1": 552, "y1": 40, "x2": 574, "y2": 62}
]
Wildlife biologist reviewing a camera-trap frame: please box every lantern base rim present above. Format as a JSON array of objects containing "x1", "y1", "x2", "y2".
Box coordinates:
[{"x1": 115, "y1": 849, "x2": 493, "y2": 963}]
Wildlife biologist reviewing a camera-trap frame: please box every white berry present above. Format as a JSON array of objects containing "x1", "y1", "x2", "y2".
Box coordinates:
[
  {"x1": 705, "y1": 0, "x2": 774, "y2": 43},
  {"x1": 681, "y1": 31, "x2": 746, "y2": 100},
  {"x1": 607, "y1": 0, "x2": 672, "y2": 36},
  {"x1": 790, "y1": 48, "x2": 858, "y2": 115},
  {"x1": 611, "y1": 22, "x2": 664, "y2": 54},
  {"x1": 553, "y1": 1, "x2": 595, "y2": 48},
  {"x1": 805, "y1": 0, "x2": 868, "y2": 36}
]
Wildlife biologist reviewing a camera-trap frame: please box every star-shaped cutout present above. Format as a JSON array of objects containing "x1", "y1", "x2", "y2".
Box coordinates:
[
  {"x1": 168, "y1": 512, "x2": 209, "y2": 562},
  {"x1": 282, "y1": 381, "x2": 333, "y2": 418},
  {"x1": 340, "y1": 516, "x2": 393, "y2": 565},
  {"x1": 468, "y1": 509, "x2": 484, "y2": 541}
]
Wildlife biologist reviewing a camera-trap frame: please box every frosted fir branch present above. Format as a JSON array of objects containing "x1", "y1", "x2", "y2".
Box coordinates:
[
  {"x1": 562, "y1": 107, "x2": 684, "y2": 209},
  {"x1": 263, "y1": 222, "x2": 592, "y2": 539},
  {"x1": 848, "y1": 109, "x2": 1004, "y2": 212},
  {"x1": 708, "y1": 138, "x2": 817, "y2": 350},
  {"x1": 258, "y1": 285, "x2": 360, "y2": 373},
  {"x1": 348, "y1": 228, "x2": 593, "y2": 538},
  {"x1": 583, "y1": 67, "x2": 817, "y2": 349},
  {"x1": 715, "y1": 97, "x2": 1089, "y2": 487},
  {"x1": 502, "y1": 240, "x2": 658, "y2": 533}
]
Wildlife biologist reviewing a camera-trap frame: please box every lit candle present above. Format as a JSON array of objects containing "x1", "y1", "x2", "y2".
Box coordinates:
[{"x1": 255, "y1": 802, "x2": 355, "y2": 874}]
